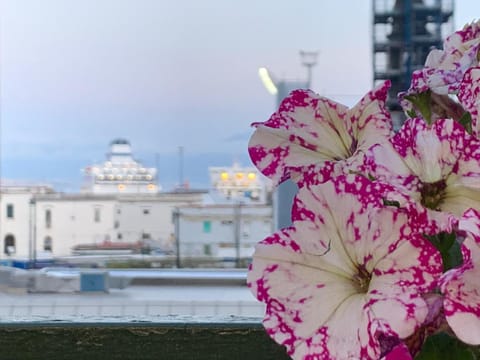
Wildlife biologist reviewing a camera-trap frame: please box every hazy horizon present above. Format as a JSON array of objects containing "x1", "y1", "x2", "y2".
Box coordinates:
[{"x1": 1, "y1": 1, "x2": 478, "y2": 192}]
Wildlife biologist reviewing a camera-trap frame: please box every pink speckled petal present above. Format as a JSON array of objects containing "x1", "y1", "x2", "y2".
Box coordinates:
[
  {"x1": 459, "y1": 67, "x2": 480, "y2": 136},
  {"x1": 248, "y1": 175, "x2": 442, "y2": 359},
  {"x1": 440, "y1": 237, "x2": 480, "y2": 345},
  {"x1": 458, "y1": 208, "x2": 480, "y2": 242},
  {"x1": 248, "y1": 82, "x2": 392, "y2": 186},
  {"x1": 380, "y1": 343, "x2": 412, "y2": 360},
  {"x1": 439, "y1": 208, "x2": 480, "y2": 345},
  {"x1": 368, "y1": 117, "x2": 480, "y2": 219},
  {"x1": 401, "y1": 20, "x2": 480, "y2": 115}
]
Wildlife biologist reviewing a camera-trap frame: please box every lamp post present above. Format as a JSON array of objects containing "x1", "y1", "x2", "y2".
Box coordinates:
[{"x1": 258, "y1": 52, "x2": 318, "y2": 230}]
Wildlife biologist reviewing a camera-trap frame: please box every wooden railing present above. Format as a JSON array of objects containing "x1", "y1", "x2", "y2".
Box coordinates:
[{"x1": 0, "y1": 317, "x2": 290, "y2": 360}]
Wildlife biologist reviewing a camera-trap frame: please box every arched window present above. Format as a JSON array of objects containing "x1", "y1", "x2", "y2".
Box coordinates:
[
  {"x1": 45, "y1": 209, "x2": 52, "y2": 228},
  {"x1": 4, "y1": 235, "x2": 15, "y2": 255},
  {"x1": 44, "y1": 236, "x2": 52, "y2": 252}
]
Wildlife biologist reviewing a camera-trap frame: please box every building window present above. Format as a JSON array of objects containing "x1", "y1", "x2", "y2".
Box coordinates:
[
  {"x1": 142, "y1": 233, "x2": 151, "y2": 240},
  {"x1": 4, "y1": 235, "x2": 15, "y2": 255},
  {"x1": 44, "y1": 236, "x2": 52, "y2": 252},
  {"x1": 117, "y1": 233, "x2": 122, "y2": 240},
  {"x1": 143, "y1": 208, "x2": 150, "y2": 215},
  {"x1": 94, "y1": 208, "x2": 101, "y2": 223},
  {"x1": 45, "y1": 209, "x2": 52, "y2": 228},
  {"x1": 6, "y1": 204, "x2": 14, "y2": 219},
  {"x1": 203, "y1": 221, "x2": 211, "y2": 233}
]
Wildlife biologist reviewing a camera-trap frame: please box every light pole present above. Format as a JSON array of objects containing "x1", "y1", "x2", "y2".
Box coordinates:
[{"x1": 258, "y1": 52, "x2": 318, "y2": 230}]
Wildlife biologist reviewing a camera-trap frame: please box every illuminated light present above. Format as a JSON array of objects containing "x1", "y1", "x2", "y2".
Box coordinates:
[
  {"x1": 139, "y1": 168, "x2": 146, "y2": 173},
  {"x1": 235, "y1": 172, "x2": 244, "y2": 180},
  {"x1": 147, "y1": 184, "x2": 156, "y2": 191},
  {"x1": 118, "y1": 184, "x2": 126, "y2": 191},
  {"x1": 220, "y1": 172, "x2": 229, "y2": 181},
  {"x1": 97, "y1": 175, "x2": 105, "y2": 180},
  {"x1": 258, "y1": 67, "x2": 278, "y2": 95},
  {"x1": 247, "y1": 172, "x2": 256, "y2": 180},
  {"x1": 127, "y1": 175, "x2": 133, "y2": 180},
  {"x1": 146, "y1": 175, "x2": 152, "y2": 180},
  {"x1": 108, "y1": 174, "x2": 115, "y2": 180},
  {"x1": 116, "y1": 175, "x2": 123, "y2": 180}
]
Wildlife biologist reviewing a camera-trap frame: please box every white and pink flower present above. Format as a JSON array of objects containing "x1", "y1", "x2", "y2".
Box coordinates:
[
  {"x1": 400, "y1": 20, "x2": 480, "y2": 120},
  {"x1": 247, "y1": 175, "x2": 442, "y2": 359},
  {"x1": 248, "y1": 81, "x2": 392, "y2": 187},
  {"x1": 439, "y1": 208, "x2": 480, "y2": 345},
  {"x1": 367, "y1": 117, "x2": 480, "y2": 224},
  {"x1": 458, "y1": 66, "x2": 480, "y2": 136}
]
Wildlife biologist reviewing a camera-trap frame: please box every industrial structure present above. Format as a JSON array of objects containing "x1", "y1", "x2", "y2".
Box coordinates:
[{"x1": 372, "y1": 0, "x2": 454, "y2": 127}]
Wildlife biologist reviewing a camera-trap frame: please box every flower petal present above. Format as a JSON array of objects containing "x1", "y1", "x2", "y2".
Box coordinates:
[
  {"x1": 248, "y1": 82, "x2": 392, "y2": 186},
  {"x1": 459, "y1": 67, "x2": 480, "y2": 136},
  {"x1": 248, "y1": 175, "x2": 441, "y2": 359},
  {"x1": 368, "y1": 117, "x2": 480, "y2": 219},
  {"x1": 440, "y1": 238, "x2": 480, "y2": 345}
]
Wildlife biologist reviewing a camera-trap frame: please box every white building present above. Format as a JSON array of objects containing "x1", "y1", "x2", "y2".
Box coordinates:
[
  {"x1": 0, "y1": 185, "x2": 54, "y2": 260},
  {"x1": 0, "y1": 142, "x2": 273, "y2": 266},
  {"x1": 82, "y1": 139, "x2": 158, "y2": 194},
  {"x1": 33, "y1": 191, "x2": 206, "y2": 258},
  {"x1": 208, "y1": 162, "x2": 270, "y2": 203},
  {"x1": 173, "y1": 203, "x2": 273, "y2": 266}
]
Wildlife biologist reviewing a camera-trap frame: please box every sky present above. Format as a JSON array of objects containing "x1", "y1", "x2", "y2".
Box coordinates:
[{"x1": 0, "y1": 0, "x2": 478, "y2": 191}]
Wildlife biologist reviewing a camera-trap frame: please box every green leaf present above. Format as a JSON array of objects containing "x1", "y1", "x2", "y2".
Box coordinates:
[
  {"x1": 404, "y1": 91, "x2": 432, "y2": 124},
  {"x1": 458, "y1": 111, "x2": 473, "y2": 135},
  {"x1": 415, "y1": 332, "x2": 476, "y2": 360},
  {"x1": 407, "y1": 108, "x2": 418, "y2": 118},
  {"x1": 424, "y1": 232, "x2": 462, "y2": 271}
]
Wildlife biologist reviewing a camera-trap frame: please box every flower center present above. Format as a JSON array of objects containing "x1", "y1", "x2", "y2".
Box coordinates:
[
  {"x1": 348, "y1": 138, "x2": 358, "y2": 157},
  {"x1": 352, "y1": 265, "x2": 371, "y2": 293},
  {"x1": 420, "y1": 180, "x2": 447, "y2": 210}
]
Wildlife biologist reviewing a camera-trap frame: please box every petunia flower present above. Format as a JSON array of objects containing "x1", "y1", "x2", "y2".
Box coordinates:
[
  {"x1": 400, "y1": 20, "x2": 480, "y2": 119},
  {"x1": 248, "y1": 81, "x2": 393, "y2": 187},
  {"x1": 380, "y1": 343, "x2": 412, "y2": 360},
  {"x1": 439, "y1": 208, "x2": 480, "y2": 345},
  {"x1": 458, "y1": 66, "x2": 480, "y2": 135},
  {"x1": 247, "y1": 174, "x2": 442, "y2": 359},
  {"x1": 367, "y1": 117, "x2": 480, "y2": 226}
]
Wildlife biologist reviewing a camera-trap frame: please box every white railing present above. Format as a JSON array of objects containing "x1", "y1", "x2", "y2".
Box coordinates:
[{"x1": 0, "y1": 300, "x2": 265, "y2": 318}]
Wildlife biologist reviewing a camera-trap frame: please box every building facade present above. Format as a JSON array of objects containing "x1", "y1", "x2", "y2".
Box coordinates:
[
  {"x1": 173, "y1": 204, "x2": 273, "y2": 267},
  {"x1": 1, "y1": 140, "x2": 273, "y2": 265},
  {"x1": 0, "y1": 186, "x2": 206, "y2": 260},
  {"x1": 0, "y1": 186, "x2": 54, "y2": 260}
]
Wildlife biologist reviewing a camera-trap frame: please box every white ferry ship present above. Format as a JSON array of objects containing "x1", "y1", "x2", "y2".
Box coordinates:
[{"x1": 82, "y1": 138, "x2": 158, "y2": 194}]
